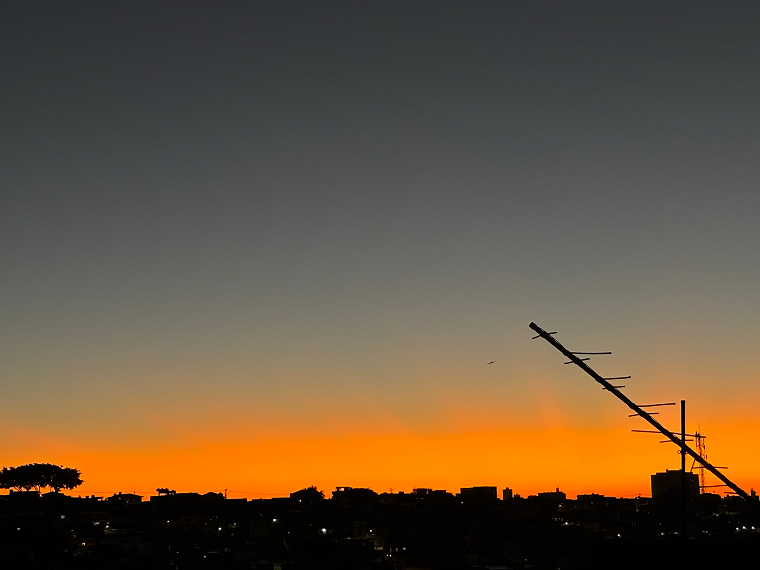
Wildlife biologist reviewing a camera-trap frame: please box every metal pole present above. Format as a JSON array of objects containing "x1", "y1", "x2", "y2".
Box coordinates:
[
  {"x1": 681, "y1": 399, "x2": 686, "y2": 535},
  {"x1": 529, "y1": 322, "x2": 752, "y2": 502}
]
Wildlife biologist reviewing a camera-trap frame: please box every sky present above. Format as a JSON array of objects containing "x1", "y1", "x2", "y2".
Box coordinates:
[{"x1": 2, "y1": 1, "x2": 760, "y2": 499}]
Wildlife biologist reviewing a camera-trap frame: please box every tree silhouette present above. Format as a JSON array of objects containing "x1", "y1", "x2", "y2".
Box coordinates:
[
  {"x1": 290, "y1": 485, "x2": 325, "y2": 504},
  {"x1": 0, "y1": 463, "x2": 82, "y2": 493}
]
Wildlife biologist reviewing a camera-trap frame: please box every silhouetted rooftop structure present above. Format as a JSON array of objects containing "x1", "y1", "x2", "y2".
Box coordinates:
[
  {"x1": 106, "y1": 491, "x2": 142, "y2": 504},
  {"x1": 534, "y1": 487, "x2": 567, "y2": 502},
  {"x1": 3, "y1": 482, "x2": 760, "y2": 569},
  {"x1": 651, "y1": 469, "x2": 699, "y2": 500},
  {"x1": 459, "y1": 486, "x2": 498, "y2": 502}
]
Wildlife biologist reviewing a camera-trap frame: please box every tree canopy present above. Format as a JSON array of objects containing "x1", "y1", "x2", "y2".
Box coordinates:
[
  {"x1": 290, "y1": 485, "x2": 325, "y2": 503},
  {"x1": 0, "y1": 463, "x2": 83, "y2": 493}
]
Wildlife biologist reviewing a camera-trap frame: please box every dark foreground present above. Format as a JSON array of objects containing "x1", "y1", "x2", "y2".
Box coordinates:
[{"x1": 2, "y1": 487, "x2": 759, "y2": 569}]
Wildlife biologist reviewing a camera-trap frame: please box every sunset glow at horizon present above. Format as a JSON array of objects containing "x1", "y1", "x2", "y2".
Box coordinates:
[{"x1": 4, "y1": 337, "x2": 760, "y2": 500}]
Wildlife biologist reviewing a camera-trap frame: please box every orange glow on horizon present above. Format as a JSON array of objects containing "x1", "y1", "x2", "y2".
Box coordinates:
[{"x1": 4, "y1": 419, "x2": 760, "y2": 501}]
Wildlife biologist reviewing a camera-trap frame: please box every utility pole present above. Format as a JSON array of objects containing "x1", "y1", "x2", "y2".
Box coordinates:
[
  {"x1": 529, "y1": 322, "x2": 753, "y2": 502},
  {"x1": 681, "y1": 400, "x2": 686, "y2": 536}
]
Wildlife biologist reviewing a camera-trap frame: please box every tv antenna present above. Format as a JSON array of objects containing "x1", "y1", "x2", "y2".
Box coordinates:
[
  {"x1": 529, "y1": 322, "x2": 752, "y2": 502},
  {"x1": 691, "y1": 429, "x2": 709, "y2": 493}
]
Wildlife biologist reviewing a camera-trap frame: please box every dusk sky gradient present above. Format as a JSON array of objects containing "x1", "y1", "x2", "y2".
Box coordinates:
[{"x1": 3, "y1": 1, "x2": 760, "y2": 499}]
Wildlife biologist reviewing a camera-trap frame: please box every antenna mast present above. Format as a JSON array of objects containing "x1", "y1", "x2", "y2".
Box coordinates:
[
  {"x1": 529, "y1": 322, "x2": 752, "y2": 502},
  {"x1": 692, "y1": 430, "x2": 707, "y2": 493}
]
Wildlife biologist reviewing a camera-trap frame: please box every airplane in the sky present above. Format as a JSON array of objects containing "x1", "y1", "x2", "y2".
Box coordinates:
[{"x1": 486, "y1": 361, "x2": 495, "y2": 365}]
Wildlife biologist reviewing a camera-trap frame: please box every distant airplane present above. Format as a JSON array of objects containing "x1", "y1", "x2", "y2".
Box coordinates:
[{"x1": 486, "y1": 361, "x2": 495, "y2": 365}]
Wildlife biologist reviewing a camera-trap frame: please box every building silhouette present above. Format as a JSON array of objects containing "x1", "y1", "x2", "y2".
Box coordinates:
[
  {"x1": 458, "y1": 486, "x2": 498, "y2": 502},
  {"x1": 651, "y1": 469, "x2": 699, "y2": 500},
  {"x1": 2, "y1": 478, "x2": 760, "y2": 569}
]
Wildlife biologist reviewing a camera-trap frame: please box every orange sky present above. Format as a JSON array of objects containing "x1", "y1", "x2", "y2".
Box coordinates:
[
  {"x1": 3, "y1": 326, "x2": 760, "y2": 501},
  {"x1": 4, "y1": 408, "x2": 760, "y2": 500},
  {"x1": 4, "y1": 340, "x2": 760, "y2": 501}
]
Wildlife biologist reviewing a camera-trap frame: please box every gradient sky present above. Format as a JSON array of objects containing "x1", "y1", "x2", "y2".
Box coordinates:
[{"x1": 2, "y1": 1, "x2": 760, "y2": 499}]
